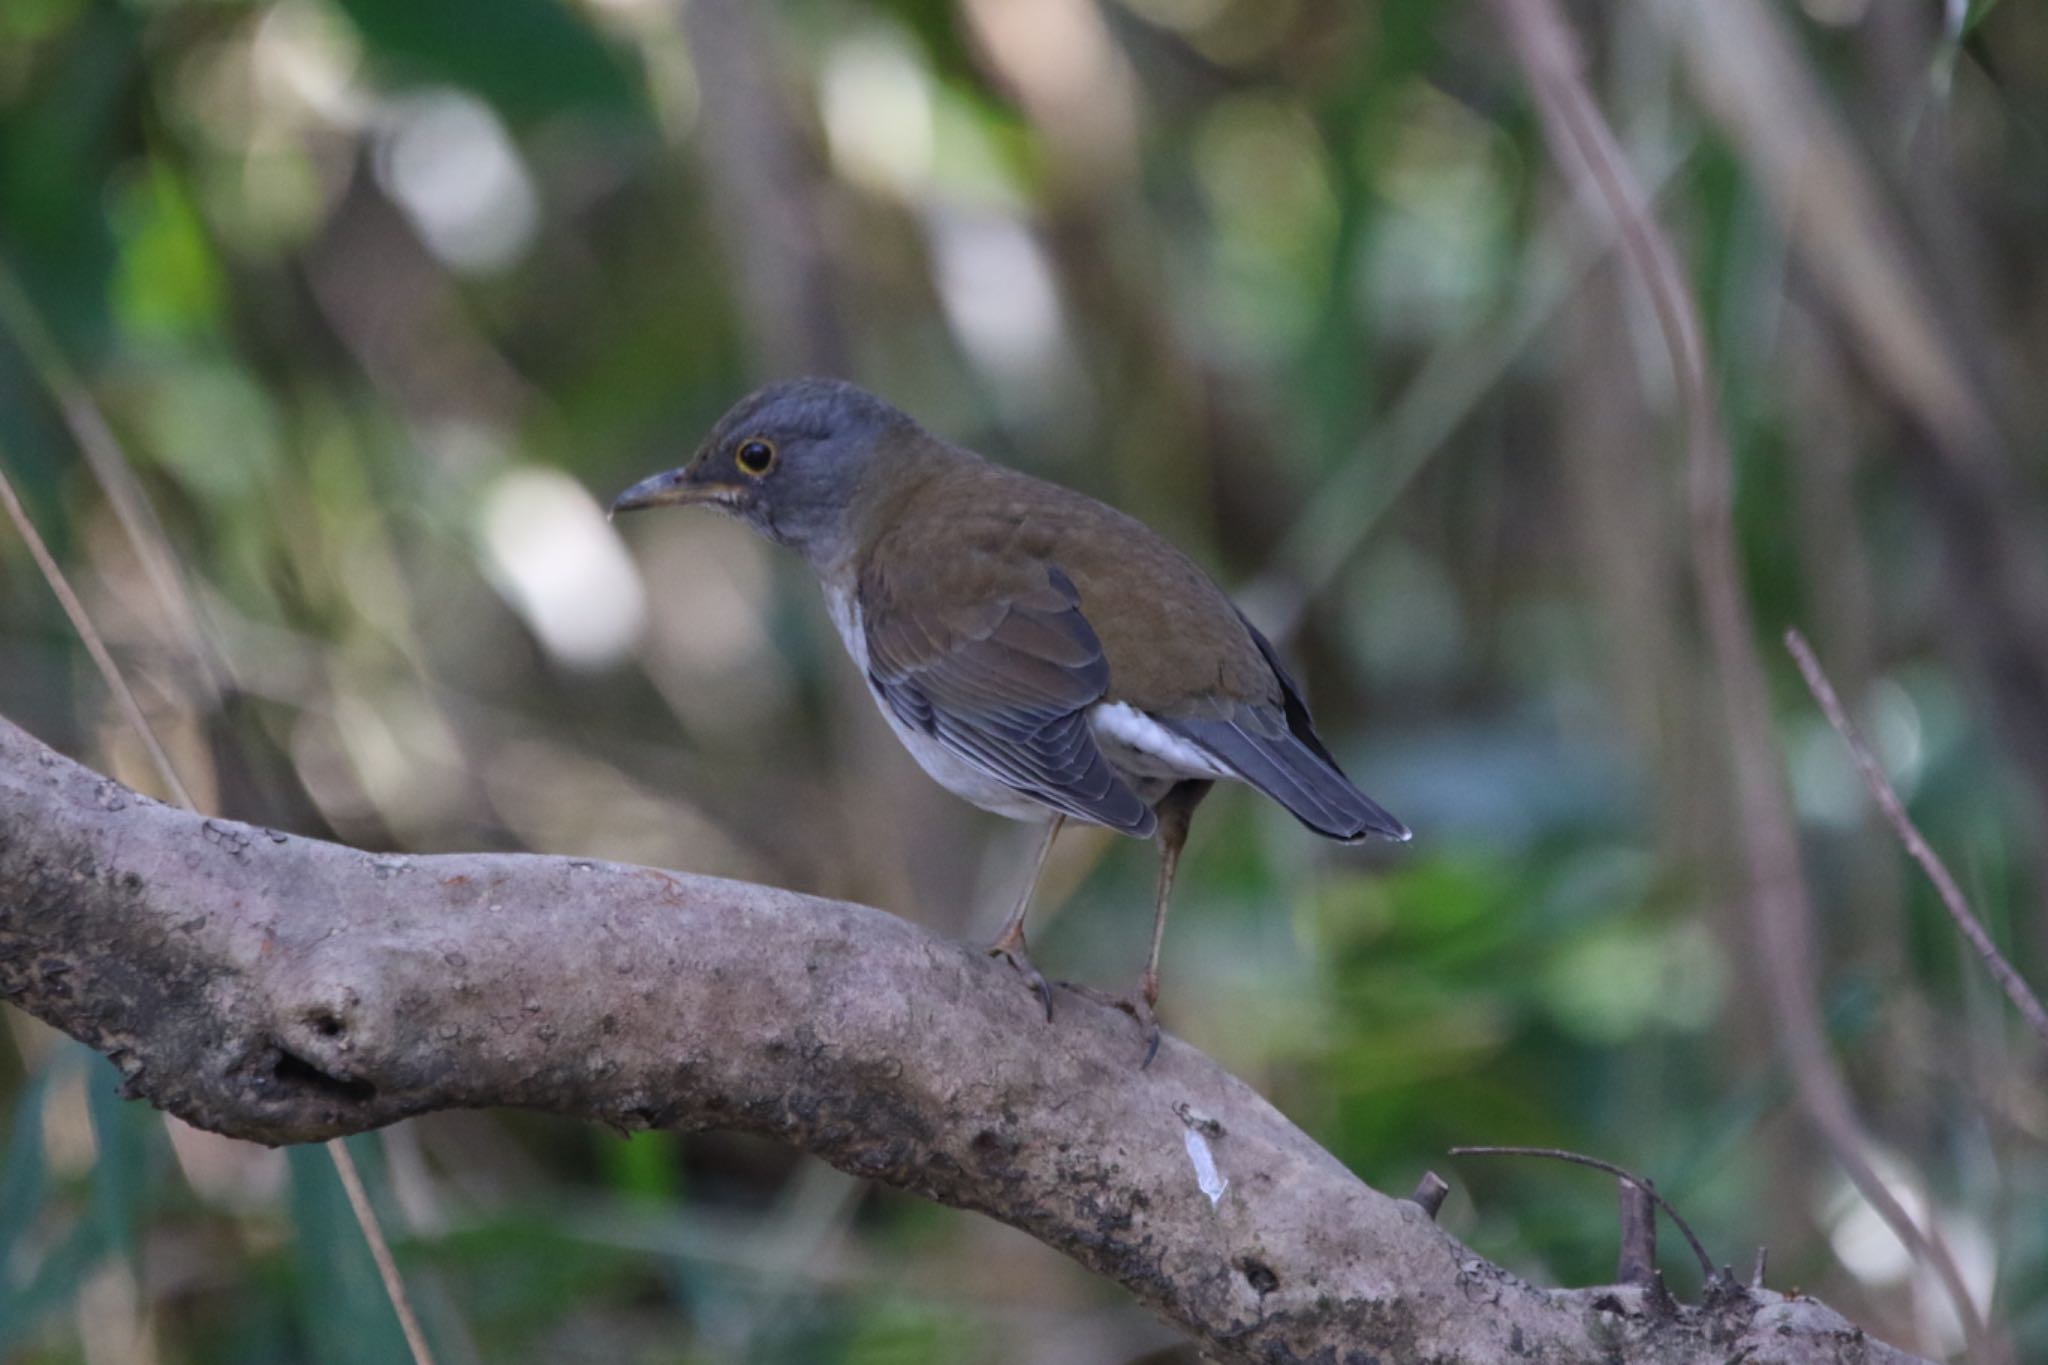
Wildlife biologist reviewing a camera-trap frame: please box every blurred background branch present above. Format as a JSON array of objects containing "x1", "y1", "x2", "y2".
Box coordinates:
[
  {"x1": 2, "y1": 0, "x2": 2045, "y2": 1359},
  {"x1": 1489, "y1": 0, "x2": 1992, "y2": 1355},
  {"x1": 1787, "y1": 627, "x2": 2048, "y2": 1050}
]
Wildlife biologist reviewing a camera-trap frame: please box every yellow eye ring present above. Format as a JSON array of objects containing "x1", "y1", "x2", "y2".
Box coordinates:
[{"x1": 736, "y1": 438, "x2": 777, "y2": 476}]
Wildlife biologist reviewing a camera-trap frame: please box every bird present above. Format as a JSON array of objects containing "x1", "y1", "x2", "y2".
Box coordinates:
[{"x1": 611, "y1": 378, "x2": 1407, "y2": 1063}]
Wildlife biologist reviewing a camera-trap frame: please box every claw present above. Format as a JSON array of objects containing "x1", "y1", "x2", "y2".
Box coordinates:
[
  {"x1": 989, "y1": 941, "x2": 1055, "y2": 1021},
  {"x1": 1110, "y1": 993, "x2": 1164, "y2": 1069}
]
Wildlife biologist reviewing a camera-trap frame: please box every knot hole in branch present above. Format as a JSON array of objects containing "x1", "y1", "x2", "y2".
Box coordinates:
[
  {"x1": 271, "y1": 1046, "x2": 377, "y2": 1103},
  {"x1": 1238, "y1": 1257, "x2": 1280, "y2": 1296}
]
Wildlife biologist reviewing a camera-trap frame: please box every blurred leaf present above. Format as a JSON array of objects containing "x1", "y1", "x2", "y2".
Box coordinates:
[
  {"x1": 110, "y1": 160, "x2": 226, "y2": 341},
  {"x1": 1537, "y1": 919, "x2": 1725, "y2": 1043},
  {"x1": 871, "y1": 0, "x2": 982, "y2": 90},
  {"x1": 0, "y1": 1215, "x2": 105, "y2": 1358},
  {"x1": 0, "y1": 1056, "x2": 113, "y2": 1359},
  {"x1": 84, "y1": 1052, "x2": 153, "y2": 1268},
  {"x1": 130, "y1": 359, "x2": 283, "y2": 508},
  {"x1": 598, "y1": 1127, "x2": 684, "y2": 1205},
  {"x1": 0, "y1": 4, "x2": 133, "y2": 329},
  {"x1": 331, "y1": 0, "x2": 646, "y2": 124},
  {"x1": 0, "y1": 0, "x2": 87, "y2": 44},
  {"x1": 1963, "y1": 0, "x2": 2003, "y2": 38},
  {"x1": 286, "y1": 1139, "x2": 416, "y2": 1365},
  {"x1": 0, "y1": 1062, "x2": 56, "y2": 1269},
  {"x1": 841, "y1": 1298, "x2": 974, "y2": 1365},
  {"x1": 434, "y1": 1213, "x2": 647, "y2": 1352}
]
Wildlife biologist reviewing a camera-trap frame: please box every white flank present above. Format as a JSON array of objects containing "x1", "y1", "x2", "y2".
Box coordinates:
[{"x1": 1088, "y1": 702, "x2": 1232, "y2": 781}]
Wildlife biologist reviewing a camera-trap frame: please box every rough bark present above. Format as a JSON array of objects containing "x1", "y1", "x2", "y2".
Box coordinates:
[{"x1": 0, "y1": 715, "x2": 1926, "y2": 1364}]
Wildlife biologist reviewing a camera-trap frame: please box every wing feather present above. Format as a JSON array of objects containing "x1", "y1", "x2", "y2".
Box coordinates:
[{"x1": 864, "y1": 562, "x2": 1157, "y2": 836}]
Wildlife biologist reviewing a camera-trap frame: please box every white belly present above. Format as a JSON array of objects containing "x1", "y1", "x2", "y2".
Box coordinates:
[
  {"x1": 824, "y1": 581, "x2": 1047, "y2": 820},
  {"x1": 821, "y1": 582, "x2": 1231, "y2": 825}
]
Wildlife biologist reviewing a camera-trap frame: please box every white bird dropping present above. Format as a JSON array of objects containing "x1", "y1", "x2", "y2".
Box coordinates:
[{"x1": 1184, "y1": 1127, "x2": 1228, "y2": 1207}]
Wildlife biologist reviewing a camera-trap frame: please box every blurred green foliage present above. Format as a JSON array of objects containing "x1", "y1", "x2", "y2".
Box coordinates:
[{"x1": 4, "y1": 0, "x2": 2047, "y2": 1360}]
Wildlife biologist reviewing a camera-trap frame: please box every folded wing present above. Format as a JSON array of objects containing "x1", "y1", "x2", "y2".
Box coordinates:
[{"x1": 863, "y1": 561, "x2": 1158, "y2": 837}]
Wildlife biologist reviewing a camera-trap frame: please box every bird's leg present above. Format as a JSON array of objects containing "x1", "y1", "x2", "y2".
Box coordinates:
[
  {"x1": 1131, "y1": 780, "x2": 1212, "y2": 1068},
  {"x1": 988, "y1": 815, "x2": 1063, "y2": 1020}
]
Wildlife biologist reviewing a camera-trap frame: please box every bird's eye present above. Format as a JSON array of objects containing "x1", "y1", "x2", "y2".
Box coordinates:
[{"x1": 735, "y1": 439, "x2": 777, "y2": 476}]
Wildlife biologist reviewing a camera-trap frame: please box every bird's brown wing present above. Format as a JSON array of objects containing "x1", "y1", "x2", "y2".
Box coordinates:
[{"x1": 861, "y1": 558, "x2": 1158, "y2": 837}]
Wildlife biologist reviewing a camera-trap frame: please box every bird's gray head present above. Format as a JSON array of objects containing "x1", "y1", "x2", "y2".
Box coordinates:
[{"x1": 610, "y1": 378, "x2": 916, "y2": 568}]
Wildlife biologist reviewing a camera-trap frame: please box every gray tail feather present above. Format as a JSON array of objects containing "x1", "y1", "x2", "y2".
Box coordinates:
[{"x1": 1162, "y1": 713, "x2": 1410, "y2": 843}]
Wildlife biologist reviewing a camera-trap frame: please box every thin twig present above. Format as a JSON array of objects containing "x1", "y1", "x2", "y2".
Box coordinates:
[
  {"x1": 1450, "y1": 1146, "x2": 1716, "y2": 1284},
  {"x1": 1486, "y1": 1, "x2": 1993, "y2": 1353},
  {"x1": 0, "y1": 456, "x2": 438, "y2": 1365},
  {"x1": 327, "y1": 1140, "x2": 437, "y2": 1365},
  {"x1": 0, "y1": 262, "x2": 227, "y2": 701},
  {"x1": 1786, "y1": 628, "x2": 2048, "y2": 1046},
  {"x1": 0, "y1": 465, "x2": 193, "y2": 810}
]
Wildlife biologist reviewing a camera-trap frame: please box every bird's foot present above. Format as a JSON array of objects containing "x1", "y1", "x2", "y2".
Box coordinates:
[
  {"x1": 1130, "y1": 999, "x2": 1164, "y2": 1070},
  {"x1": 1135, "y1": 969, "x2": 1167, "y2": 1068},
  {"x1": 986, "y1": 929, "x2": 1054, "y2": 1021},
  {"x1": 1073, "y1": 986, "x2": 1155, "y2": 1072}
]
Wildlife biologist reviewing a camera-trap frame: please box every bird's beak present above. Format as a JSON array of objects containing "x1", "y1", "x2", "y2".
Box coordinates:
[{"x1": 607, "y1": 469, "x2": 741, "y2": 519}]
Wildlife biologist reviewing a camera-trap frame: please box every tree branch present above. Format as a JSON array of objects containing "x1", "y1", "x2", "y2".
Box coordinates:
[
  {"x1": 0, "y1": 715, "x2": 1927, "y2": 1363},
  {"x1": 1785, "y1": 628, "x2": 2048, "y2": 1048}
]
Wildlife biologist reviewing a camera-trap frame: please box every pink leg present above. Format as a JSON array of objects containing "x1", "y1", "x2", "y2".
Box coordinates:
[
  {"x1": 988, "y1": 815, "x2": 1063, "y2": 1019},
  {"x1": 1134, "y1": 781, "x2": 1210, "y2": 1068}
]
